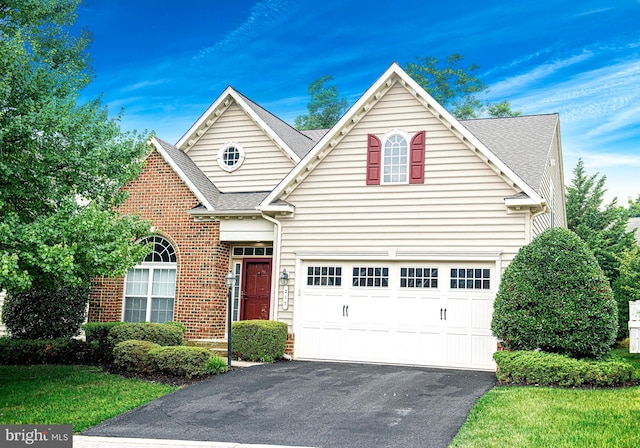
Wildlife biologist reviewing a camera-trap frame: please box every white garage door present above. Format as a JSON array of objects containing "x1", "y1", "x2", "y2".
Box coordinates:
[{"x1": 296, "y1": 261, "x2": 497, "y2": 370}]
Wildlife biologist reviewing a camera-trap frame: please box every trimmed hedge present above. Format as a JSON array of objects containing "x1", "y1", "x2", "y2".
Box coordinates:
[
  {"x1": 82, "y1": 322, "x2": 125, "y2": 363},
  {"x1": 108, "y1": 322, "x2": 184, "y2": 347},
  {"x1": 491, "y1": 228, "x2": 617, "y2": 359},
  {"x1": 232, "y1": 320, "x2": 287, "y2": 362},
  {"x1": 149, "y1": 346, "x2": 213, "y2": 378},
  {"x1": 494, "y1": 350, "x2": 633, "y2": 387},
  {"x1": 0, "y1": 337, "x2": 89, "y2": 365},
  {"x1": 113, "y1": 340, "x2": 160, "y2": 373}
]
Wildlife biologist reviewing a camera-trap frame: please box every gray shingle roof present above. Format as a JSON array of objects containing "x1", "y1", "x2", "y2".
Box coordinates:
[
  {"x1": 301, "y1": 129, "x2": 330, "y2": 142},
  {"x1": 155, "y1": 138, "x2": 220, "y2": 207},
  {"x1": 461, "y1": 114, "x2": 559, "y2": 193},
  {"x1": 235, "y1": 90, "x2": 317, "y2": 159},
  {"x1": 216, "y1": 192, "x2": 270, "y2": 211}
]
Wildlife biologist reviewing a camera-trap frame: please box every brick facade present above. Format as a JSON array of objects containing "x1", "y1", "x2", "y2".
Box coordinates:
[{"x1": 88, "y1": 150, "x2": 230, "y2": 339}]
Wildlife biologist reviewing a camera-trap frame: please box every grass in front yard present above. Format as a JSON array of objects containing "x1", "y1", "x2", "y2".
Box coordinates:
[
  {"x1": 451, "y1": 386, "x2": 640, "y2": 447},
  {"x1": 0, "y1": 365, "x2": 177, "y2": 432},
  {"x1": 451, "y1": 346, "x2": 640, "y2": 448}
]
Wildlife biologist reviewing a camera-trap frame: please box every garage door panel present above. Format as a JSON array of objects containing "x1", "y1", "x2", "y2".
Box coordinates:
[{"x1": 297, "y1": 261, "x2": 497, "y2": 370}]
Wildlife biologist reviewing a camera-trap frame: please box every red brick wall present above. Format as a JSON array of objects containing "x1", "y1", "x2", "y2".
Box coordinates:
[{"x1": 88, "y1": 150, "x2": 229, "y2": 339}]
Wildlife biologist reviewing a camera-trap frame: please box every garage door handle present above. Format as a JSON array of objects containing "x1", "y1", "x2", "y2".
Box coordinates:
[
  {"x1": 444, "y1": 308, "x2": 447, "y2": 320},
  {"x1": 440, "y1": 308, "x2": 443, "y2": 320},
  {"x1": 343, "y1": 305, "x2": 346, "y2": 317},
  {"x1": 440, "y1": 308, "x2": 447, "y2": 320},
  {"x1": 343, "y1": 305, "x2": 349, "y2": 317},
  {"x1": 345, "y1": 305, "x2": 348, "y2": 317}
]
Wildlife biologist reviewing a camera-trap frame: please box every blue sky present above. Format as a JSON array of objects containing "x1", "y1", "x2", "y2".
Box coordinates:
[{"x1": 76, "y1": 0, "x2": 640, "y2": 204}]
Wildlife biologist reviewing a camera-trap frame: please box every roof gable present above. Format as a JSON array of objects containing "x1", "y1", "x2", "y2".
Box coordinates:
[
  {"x1": 176, "y1": 87, "x2": 314, "y2": 163},
  {"x1": 259, "y1": 63, "x2": 546, "y2": 210}
]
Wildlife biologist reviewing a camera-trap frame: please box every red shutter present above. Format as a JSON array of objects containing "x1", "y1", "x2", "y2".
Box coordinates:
[
  {"x1": 409, "y1": 131, "x2": 425, "y2": 184},
  {"x1": 366, "y1": 134, "x2": 382, "y2": 185}
]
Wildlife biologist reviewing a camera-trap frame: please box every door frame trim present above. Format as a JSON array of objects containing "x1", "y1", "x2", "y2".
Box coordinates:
[{"x1": 240, "y1": 258, "x2": 272, "y2": 321}]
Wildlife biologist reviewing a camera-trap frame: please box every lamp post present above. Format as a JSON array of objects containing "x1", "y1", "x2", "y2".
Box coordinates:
[{"x1": 225, "y1": 269, "x2": 236, "y2": 367}]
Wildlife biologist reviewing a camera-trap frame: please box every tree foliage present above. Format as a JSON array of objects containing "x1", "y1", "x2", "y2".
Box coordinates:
[
  {"x1": 0, "y1": 1, "x2": 151, "y2": 300},
  {"x1": 566, "y1": 159, "x2": 635, "y2": 285},
  {"x1": 612, "y1": 248, "x2": 640, "y2": 339},
  {"x1": 404, "y1": 54, "x2": 521, "y2": 119},
  {"x1": 294, "y1": 75, "x2": 348, "y2": 130},
  {"x1": 491, "y1": 228, "x2": 617, "y2": 359},
  {"x1": 628, "y1": 195, "x2": 640, "y2": 217}
]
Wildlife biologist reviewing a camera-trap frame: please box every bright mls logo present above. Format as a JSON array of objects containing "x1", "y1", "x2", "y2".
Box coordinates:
[{"x1": 0, "y1": 425, "x2": 72, "y2": 447}]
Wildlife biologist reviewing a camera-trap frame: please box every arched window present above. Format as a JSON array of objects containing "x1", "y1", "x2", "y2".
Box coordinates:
[
  {"x1": 382, "y1": 130, "x2": 409, "y2": 184},
  {"x1": 123, "y1": 236, "x2": 177, "y2": 323}
]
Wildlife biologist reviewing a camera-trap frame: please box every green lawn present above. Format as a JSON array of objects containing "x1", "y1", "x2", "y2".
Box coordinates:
[
  {"x1": 0, "y1": 365, "x2": 177, "y2": 432},
  {"x1": 451, "y1": 348, "x2": 640, "y2": 447}
]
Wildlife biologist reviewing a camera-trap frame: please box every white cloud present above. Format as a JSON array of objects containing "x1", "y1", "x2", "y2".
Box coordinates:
[
  {"x1": 196, "y1": 0, "x2": 291, "y2": 59},
  {"x1": 488, "y1": 51, "x2": 593, "y2": 97}
]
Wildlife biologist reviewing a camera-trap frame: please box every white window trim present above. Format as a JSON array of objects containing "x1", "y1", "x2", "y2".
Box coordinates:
[
  {"x1": 381, "y1": 129, "x2": 410, "y2": 185},
  {"x1": 122, "y1": 263, "x2": 177, "y2": 323},
  {"x1": 217, "y1": 141, "x2": 245, "y2": 172}
]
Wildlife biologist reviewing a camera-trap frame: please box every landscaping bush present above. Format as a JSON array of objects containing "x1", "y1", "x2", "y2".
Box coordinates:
[
  {"x1": 205, "y1": 355, "x2": 228, "y2": 374},
  {"x1": 108, "y1": 322, "x2": 183, "y2": 347},
  {"x1": 491, "y1": 228, "x2": 618, "y2": 359},
  {"x1": 113, "y1": 340, "x2": 160, "y2": 373},
  {"x1": 0, "y1": 337, "x2": 89, "y2": 365},
  {"x1": 82, "y1": 322, "x2": 125, "y2": 363},
  {"x1": 494, "y1": 350, "x2": 634, "y2": 387},
  {"x1": 149, "y1": 346, "x2": 212, "y2": 378},
  {"x1": 232, "y1": 320, "x2": 288, "y2": 362},
  {"x1": 2, "y1": 284, "x2": 90, "y2": 339}
]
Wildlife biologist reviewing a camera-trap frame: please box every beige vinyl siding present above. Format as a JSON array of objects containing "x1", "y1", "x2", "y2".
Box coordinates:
[
  {"x1": 186, "y1": 103, "x2": 295, "y2": 192},
  {"x1": 533, "y1": 128, "x2": 566, "y2": 237},
  {"x1": 275, "y1": 82, "x2": 526, "y2": 327}
]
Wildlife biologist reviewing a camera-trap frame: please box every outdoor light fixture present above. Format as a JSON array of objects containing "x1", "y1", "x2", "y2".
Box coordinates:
[
  {"x1": 279, "y1": 268, "x2": 289, "y2": 285},
  {"x1": 225, "y1": 269, "x2": 236, "y2": 367}
]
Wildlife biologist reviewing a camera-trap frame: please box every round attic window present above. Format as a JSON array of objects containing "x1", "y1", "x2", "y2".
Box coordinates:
[{"x1": 217, "y1": 142, "x2": 245, "y2": 172}]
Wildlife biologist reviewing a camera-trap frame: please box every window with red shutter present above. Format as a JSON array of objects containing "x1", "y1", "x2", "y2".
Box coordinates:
[
  {"x1": 409, "y1": 131, "x2": 425, "y2": 184},
  {"x1": 366, "y1": 134, "x2": 382, "y2": 185}
]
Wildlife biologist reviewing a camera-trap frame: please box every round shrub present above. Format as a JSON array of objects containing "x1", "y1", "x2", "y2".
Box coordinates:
[
  {"x1": 2, "y1": 284, "x2": 90, "y2": 339},
  {"x1": 491, "y1": 228, "x2": 617, "y2": 359},
  {"x1": 113, "y1": 340, "x2": 160, "y2": 373},
  {"x1": 232, "y1": 320, "x2": 288, "y2": 362},
  {"x1": 108, "y1": 322, "x2": 183, "y2": 347},
  {"x1": 149, "y1": 346, "x2": 212, "y2": 378}
]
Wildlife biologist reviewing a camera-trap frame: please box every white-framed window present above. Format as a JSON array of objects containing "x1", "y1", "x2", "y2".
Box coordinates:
[
  {"x1": 382, "y1": 129, "x2": 409, "y2": 184},
  {"x1": 217, "y1": 142, "x2": 245, "y2": 172},
  {"x1": 307, "y1": 266, "x2": 343, "y2": 286},
  {"x1": 352, "y1": 267, "x2": 389, "y2": 287},
  {"x1": 450, "y1": 268, "x2": 490, "y2": 290},
  {"x1": 123, "y1": 236, "x2": 177, "y2": 323},
  {"x1": 400, "y1": 267, "x2": 438, "y2": 288}
]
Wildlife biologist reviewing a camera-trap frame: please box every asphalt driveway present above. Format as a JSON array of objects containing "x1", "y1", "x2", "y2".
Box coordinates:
[{"x1": 83, "y1": 361, "x2": 495, "y2": 448}]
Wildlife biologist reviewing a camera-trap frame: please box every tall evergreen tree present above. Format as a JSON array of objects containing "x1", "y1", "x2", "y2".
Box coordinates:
[{"x1": 566, "y1": 159, "x2": 635, "y2": 285}]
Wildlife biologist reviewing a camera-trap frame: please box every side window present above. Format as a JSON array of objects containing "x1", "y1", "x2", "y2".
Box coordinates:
[{"x1": 123, "y1": 236, "x2": 177, "y2": 323}]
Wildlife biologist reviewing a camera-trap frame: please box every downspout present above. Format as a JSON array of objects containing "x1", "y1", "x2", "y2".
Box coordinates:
[{"x1": 261, "y1": 212, "x2": 282, "y2": 322}]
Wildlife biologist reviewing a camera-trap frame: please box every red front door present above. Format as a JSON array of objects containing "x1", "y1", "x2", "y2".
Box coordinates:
[{"x1": 241, "y1": 260, "x2": 272, "y2": 320}]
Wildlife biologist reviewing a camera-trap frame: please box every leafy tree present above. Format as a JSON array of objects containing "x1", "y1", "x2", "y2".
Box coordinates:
[
  {"x1": 612, "y1": 248, "x2": 640, "y2": 339},
  {"x1": 294, "y1": 75, "x2": 348, "y2": 130},
  {"x1": 404, "y1": 53, "x2": 521, "y2": 119},
  {"x1": 566, "y1": 159, "x2": 635, "y2": 285},
  {"x1": 491, "y1": 228, "x2": 617, "y2": 359},
  {"x1": 628, "y1": 195, "x2": 640, "y2": 217},
  {"x1": 0, "y1": 0, "x2": 151, "y2": 336}
]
